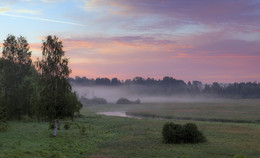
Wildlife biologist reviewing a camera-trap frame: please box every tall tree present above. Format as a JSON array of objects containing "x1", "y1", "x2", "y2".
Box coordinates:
[
  {"x1": 1, "y1": 35, "x2": 32, "y2": 119},
  {"x1": 37, "y1": 35, "x2": 81, "y2": 137}
]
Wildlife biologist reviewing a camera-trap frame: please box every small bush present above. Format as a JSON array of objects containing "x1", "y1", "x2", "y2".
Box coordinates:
[
  {"x1": 116, "y1": 98, "x2": 141, "y2": 104},
  {"x1": 80, "y1": 96, "x2": 107, "y2": 106},
  {"x1": 91, "y1": 97, "x2": 107, "y2": 104},
  {"x1": 64, "y1": 122, "x2": 70, "y2": 130},
  {"x1": 162, "y1": 122, "x2": 206, "y2": 144}
]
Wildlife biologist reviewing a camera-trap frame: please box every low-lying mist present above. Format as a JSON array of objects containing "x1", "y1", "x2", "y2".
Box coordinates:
[{"x1": 72, "y1": 85, "x2": 215, "y2": 104}]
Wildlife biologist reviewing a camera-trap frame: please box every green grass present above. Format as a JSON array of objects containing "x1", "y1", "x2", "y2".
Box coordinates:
[
  {"x1": 1, "y1": 99, "x2": 260, "y2": 157},
  {"x1": 0, "y1": 113, "x2": 260, "y2": 157}
]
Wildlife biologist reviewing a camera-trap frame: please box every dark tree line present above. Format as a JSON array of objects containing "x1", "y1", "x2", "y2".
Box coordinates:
[
  {"x1": 0, "y1": 35, "x2": 82, "y2": 135},
  {"x1": 71, "y1": 76, "x2": 260, "y2": 98}
]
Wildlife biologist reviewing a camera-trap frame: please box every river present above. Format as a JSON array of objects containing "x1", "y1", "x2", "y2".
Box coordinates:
[{"x1": 97, "y1": 111, "x2": 141, "y2": 119}]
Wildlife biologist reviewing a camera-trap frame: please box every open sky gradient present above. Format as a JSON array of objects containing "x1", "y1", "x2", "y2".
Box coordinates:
[{"x1": 0, "y1": 0, "x2": 260, "y2": 83}]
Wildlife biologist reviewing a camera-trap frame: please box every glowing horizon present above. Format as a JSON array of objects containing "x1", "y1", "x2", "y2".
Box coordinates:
[{"x1": 1, "y1": 0, "x2": 260, "y2": 84}]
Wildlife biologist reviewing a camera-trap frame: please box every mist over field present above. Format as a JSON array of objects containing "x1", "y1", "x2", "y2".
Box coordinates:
[{"x1": 72, "y1": 85, "x2": 214, "y2": 103}]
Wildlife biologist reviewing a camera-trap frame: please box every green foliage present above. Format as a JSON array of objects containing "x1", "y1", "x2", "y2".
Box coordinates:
[
  {"x1": 182, "y1": 123, "x2": 206, "y2": 143},
  {"x1": 37, "y1": 35, "x2": 81, "y2": 122},
  {"x1": 2, "y1": 35, "x2": 32, "y2": 66},
  {"x1": 162, "y1": 122, "x2": 206, "y2": 144},
  {"x1": 0, "y1": 35, "x2": 35, "y2": 120},
  {"x1": 162, "y1": 122, "x2": 182, "y2": 144}
]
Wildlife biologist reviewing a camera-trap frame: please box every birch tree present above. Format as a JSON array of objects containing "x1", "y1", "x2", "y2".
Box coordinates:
[{"x1": 37, "y1": 35, "x2": 81, "y2": 137}]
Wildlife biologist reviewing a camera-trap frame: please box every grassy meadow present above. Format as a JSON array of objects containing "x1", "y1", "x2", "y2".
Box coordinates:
[{"x1": 0, "y1": 99, "x2": 260, "y2": 158}]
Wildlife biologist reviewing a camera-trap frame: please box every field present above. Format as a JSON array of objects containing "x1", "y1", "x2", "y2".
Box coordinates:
[
  {"x1": 1, "y1": 99, "x2": 260, "y2": 158},
  {"x1": 88, "y1": 99, "x2": 260, "y2": 123}
]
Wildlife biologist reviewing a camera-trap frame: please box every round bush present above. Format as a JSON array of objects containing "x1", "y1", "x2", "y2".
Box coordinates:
[
  {"x1": 116, "y1": 98, "x2": 132, "y2": 104},
  {"x1": 116, "y1": 98, "x2": 141, "y2": 104},
  {"x1": 162, "y1": 122, "x2": 206, "y2": 144},
  {"x1": 162, "y1": 122, "x2": 183, "y2": 144},
  {"x1": 183, "y1": 123, "x2": 206, "y2": 143}
]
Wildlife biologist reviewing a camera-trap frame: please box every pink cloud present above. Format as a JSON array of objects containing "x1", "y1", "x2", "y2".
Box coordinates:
[{"x1": 58, "y1": 35, "x2": 260, "y2": 83}]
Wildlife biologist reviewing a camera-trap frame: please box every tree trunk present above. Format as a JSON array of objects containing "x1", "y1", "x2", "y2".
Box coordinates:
[{"x1": 53, "y1": 119, "x2": 58, "y2": 137}]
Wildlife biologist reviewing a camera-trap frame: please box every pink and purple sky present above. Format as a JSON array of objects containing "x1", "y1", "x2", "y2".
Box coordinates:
[{"x1": 0, "y1": 0, "x2": 260, "y2": 83}]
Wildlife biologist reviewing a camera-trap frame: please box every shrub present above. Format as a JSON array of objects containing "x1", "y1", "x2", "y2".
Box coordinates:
[
  {"x1": 162, "y1": 122, "x2": 206, "y2": 144},
  {"x1": 80, "y1": 96, "x2": 107, "y2": 106},
  {"x1": 162, "y1": 122, "x2": 183, "y2": 143},
  {"x1": 116, "y1": 98, "x2": 132, "y2": 104},
  {"x1": 91, "y1": 97, "x2": 107, "y2": 104},
  {"x1": 183, "y1": 123, "x2": 206, "y2": 143},
  {"x1": 64, "y1": 122, "x2": 70, "y2": 130},
  {"x1": 116, "y1": 98, "x2": 141, "y2": 104}
]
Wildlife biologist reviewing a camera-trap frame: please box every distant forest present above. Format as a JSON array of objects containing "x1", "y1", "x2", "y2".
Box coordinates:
[{"x1": 70, "y1": 76, "x2": 260, "y2": 98}]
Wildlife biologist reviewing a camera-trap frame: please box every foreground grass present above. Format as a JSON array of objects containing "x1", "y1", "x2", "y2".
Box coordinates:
[{"x1": 0, "y1": 111, "x2": 260, "y2": 158}]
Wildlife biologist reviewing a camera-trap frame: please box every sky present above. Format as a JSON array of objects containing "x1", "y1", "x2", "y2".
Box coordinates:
[{"x1": 0, "y1": 0, "x2": 260, "y2": 83}]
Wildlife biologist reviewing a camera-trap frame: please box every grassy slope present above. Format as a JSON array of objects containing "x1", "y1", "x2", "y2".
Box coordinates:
[{"x1": 0, "y1": 111, "x2": 260, "y2": 158}]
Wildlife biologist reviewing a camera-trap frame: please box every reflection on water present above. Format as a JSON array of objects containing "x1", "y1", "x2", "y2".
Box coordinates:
[{"x1": 97, "y1": 111, "x2": 141, "y2": 119}]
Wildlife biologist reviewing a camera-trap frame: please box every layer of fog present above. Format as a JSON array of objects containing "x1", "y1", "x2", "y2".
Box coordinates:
[{"x1": 72, "y1": 85, "x2": 215, "y2": 103}]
